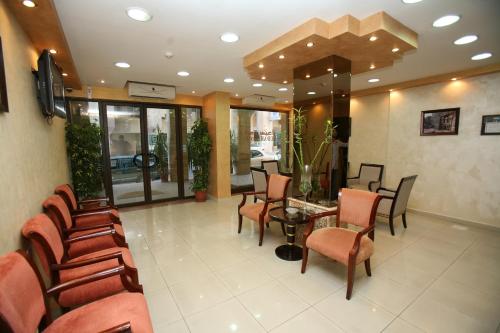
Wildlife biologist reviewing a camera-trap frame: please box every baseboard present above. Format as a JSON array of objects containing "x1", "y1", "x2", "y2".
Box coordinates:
[{"x1": 407, "y1": 208, "x2": 500, "y2": 232}]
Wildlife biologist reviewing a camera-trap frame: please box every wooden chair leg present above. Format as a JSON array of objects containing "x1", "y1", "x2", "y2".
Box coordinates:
[
  {"x1": 346, "y1": 261, "x2": 356, "y2": 300},
  {"x1": 389, "y1": 216, "x2": 395, "y2": 236},
  {"x1": 301, "y1": 247, "x2": 309, "y2": 273},
  {"x1": 364, "y1": 258, "x2": 372, "y2": 276},
  {"x1": 402, "y1": 212, "x2": 407, "y2": 228},
  {"x1": 280, "y1": 222, "x2": 286, "y2": 236},
  {"x1": 238, "y1": 214, "x2": 242, "y2": 233},
  {"x1": 258, "y1": 220, "x2": 264, "y2": 246}
]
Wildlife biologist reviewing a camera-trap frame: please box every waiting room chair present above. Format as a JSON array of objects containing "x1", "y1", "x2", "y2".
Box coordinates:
[
  {"x1": 238, "y1": 173, "x2": 291, "y2": 246},
  {"x1": 0, "y1": 250, "x2": 153, "y2": 332},
  {"x1": 261, "y1": 160, "x2": 280, "y2": 175},
  {"x1": 301, "y1": 188, "x2": 381, "y2": 300},
  {"x1": 347, "y1": 163, "x2": 384, "y2": 192},
  {"x1": 251, "y1": 167, "x2": 268, "y2": 203},
  {"x1": 376, "y1": 175, "x2": 418, "y2": 235},
  {"x1": 21, "y1": 214, "x2": 141, "y2": 308},
  {"x1": 43, "y1": 195, "x2": 127, "y2": 258}
]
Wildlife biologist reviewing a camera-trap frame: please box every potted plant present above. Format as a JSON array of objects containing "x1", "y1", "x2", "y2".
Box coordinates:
[
  {"x1": 154, "y1": 125, "x2": 169, "y2": 182},
  {"x1": 65, "y1": 119, "x2": 104, "y2": 201},
  {"x1": 187, "y1": 119, "x2": 212, "y2": 201}
]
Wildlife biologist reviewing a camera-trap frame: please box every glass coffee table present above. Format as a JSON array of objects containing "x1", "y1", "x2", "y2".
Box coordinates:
[{"x1": 268, "y1": 207, "x2": 310, "y2": 261}]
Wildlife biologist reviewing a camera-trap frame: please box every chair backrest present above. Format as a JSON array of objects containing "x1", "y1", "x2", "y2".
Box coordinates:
[
  {"x1": 359, "y1": 163, "x2": 384, "y2": 185},
  {"x1": 337, "y1": 188, "x2": 381, "y2": 228},
  {"x1": 42, "y1": 195, "x2": 73, "y2": 233},
  {"x1": 251, "y1": 167, "x2": 268, "y2": 195},
  {"x1": 55, "y1": 184, "x2": 78, "y2": 212},
  {"x1": 22, "y1": 214, "x2": 65, "y2": 276},
  {"x1": 392, "y1": 175, "x2": 418, "y2": 217},
  {"x1": 0, "y1": 251, "x2": 46, "y2": 333},
  {"x1": 267, "y1": 174, "x2": 291, "y2": 201},
  {"x1": 261, "y1": 160, "x2": 280, "y2": 175}
]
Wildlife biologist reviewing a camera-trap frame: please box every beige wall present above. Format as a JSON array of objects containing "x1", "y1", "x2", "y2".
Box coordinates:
[
  {"x1": 0, "y1": 2, "x2": 70, "y2": 255},
  {"x1": 350, "y1": 72, "x2": 500, "y2": 227}
]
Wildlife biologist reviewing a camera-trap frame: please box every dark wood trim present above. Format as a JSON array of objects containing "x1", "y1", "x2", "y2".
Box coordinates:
[
  {"x1": 230, "y1": 105, "x2": 289, "y2": 113},
  {"x1": 0, "y1": 37, "x2": 9, "y2": 112}
]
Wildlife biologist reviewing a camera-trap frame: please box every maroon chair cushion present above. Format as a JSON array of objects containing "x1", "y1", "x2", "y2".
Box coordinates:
[{"x1": 74, "y1": 209, "x2": 120, "y2": 228}]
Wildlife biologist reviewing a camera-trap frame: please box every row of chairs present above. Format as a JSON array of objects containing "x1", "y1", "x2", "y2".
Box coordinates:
[{"x1": 0, "y1": 185, "x2": 154, "y2": 332}]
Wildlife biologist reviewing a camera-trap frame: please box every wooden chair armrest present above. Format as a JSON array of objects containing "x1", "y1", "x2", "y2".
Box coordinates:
[
  {"x1": 368, "y1": 180, "x2": 381, "y2": 192},
  {"x1": 279, "y1": 171, "x2": 293, "y2": 177},
  {"x1": 79, "y1": 197, "x2": 110, "y2": 204},
  {"x1": 64, "y1": 229, "x2": 116, "y2": 244},
  {"x1": 380, "y1": 195, "x2": 395, "y2": 200},
  {"x1": 99, "y1": 322, "x2": 132, "y2": 333},
  {"x1": 239, "y1": 191, "x2": 267, "y2": 209},
  {"x1": 346, "y1": 176, "x2": 359, "y2": 180},
  {"x1": 66, "y1": 223, "x2": 114, "y2": 233},
  {"x1": 350, "y1": 225, "x2": 375, "y2": 257},
  {"x1": 376, "y1": 187, "x2": 396, "y2": 193},
  {"x1": 51, "y1": 251, "x2": 124, "y2": 270},
  {"x1": 72, "y1": 209, "x2": 114, "y2": 218},
  {"x1": 302, "y1": 210, "x2": 337, "y2": 245},
  {"x1": 73, "y1": 206, "x2": 114, "y2": 214}
]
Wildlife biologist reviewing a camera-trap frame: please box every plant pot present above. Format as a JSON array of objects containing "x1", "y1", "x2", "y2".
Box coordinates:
[{"x1": 194, "y1": 190, "x2": 207, "y2": 202}]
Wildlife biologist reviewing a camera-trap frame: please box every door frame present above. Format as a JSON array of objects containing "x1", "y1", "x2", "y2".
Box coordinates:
[{"x1": 66, "y1": 97, "x2": 202, "y2": 208}]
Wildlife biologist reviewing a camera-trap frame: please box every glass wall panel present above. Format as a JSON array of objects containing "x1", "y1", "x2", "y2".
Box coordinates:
[{"x1": 181, "y1": 107, "x2": 201, "y2": 196}]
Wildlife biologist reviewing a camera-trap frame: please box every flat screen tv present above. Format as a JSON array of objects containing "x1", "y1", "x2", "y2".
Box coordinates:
[{"x1": 36, "y1": 49, "x2": 66, "y2": 118}]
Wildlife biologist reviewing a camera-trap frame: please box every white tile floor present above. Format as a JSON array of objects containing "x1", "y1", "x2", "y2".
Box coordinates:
[{"x1": 120, "y1": 196, "x2": 500, "y2": 333}]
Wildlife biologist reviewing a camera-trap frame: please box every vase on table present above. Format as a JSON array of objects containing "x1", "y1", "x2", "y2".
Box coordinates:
[{"x1": 299, "y1": 164, "x2": 313, "y2": 213}]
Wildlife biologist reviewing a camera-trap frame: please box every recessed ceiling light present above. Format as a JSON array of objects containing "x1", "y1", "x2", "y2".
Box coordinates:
[
  {"x1": 235, "y1": 93, "x2": 239, "y2": 97},
  {"x1": 252, "y1": 83, "x2": 263, "y2": 87},
  {"x1": 369, "y1": 36, "x2": 378, "y2": 42},
  {"x1": 220, "y1": 32, "x2": 239, "y2": 43},
  {"x1": 258, "y1": 63, "x2": 264, "y2": 69},
  {"x1": 283, "y1": 80, "x2": 288, "y2": 84},
  {"x1": 22, "y1": 0, "x2": 37, "y2": 8},
  {"x1": 100, "y1": 79, "x2": 105, "y2": 83},
  {"x1": 305, "y1": 74, "x2": 310, "y2": 78},
  {"x1": 49, "y1": 49, "x2": 57, "y2": 54},
  {"x1": 177, "y1": 71, "x2": 190, "y2": 77},
  {"x1": 278, "y1": 54, "x2": 285, "y2": 59},
  {"x1": 433, "y1": 15, "x2": 460, "y2": 28},
  {"x1": 62, "y1": 73, "x2": 68, "y2": 77},
  {"x1": 401, "y1": 0, "x2": 422, "y2": 3},
  {"x1": 126, "y1": 7, "x2": 152, "y2": 22},
  {"x1": 306, "y1": 42, "x2": 314, "y2": 47},
  {"x1": 278, "y1": 87, "x2": 288, "y2": 92},
  {"x1": 471, "y1": 52, "x2": 492, "y2": 60},
  {"x1": 192, "y1": 90, "x2": 196, "y2": 94},
  {"x1": 389, "y1": 89, "x2": 394, "y2": 92},
  {"x1": 392, "y1": 47, "x2": 400, "y2": 52},
  {"x1": 307, "y1": 91, "x2": 316, "y2": 95},
  {"x1": 370, "y1": 64, "x2": 376, "y2": 69},
  {"x1": 454, "y1": 35, "x2": 478, "y2": 45},
  {"x1": 261, "y1": 76, "x2": 266, "y2": 80},
  {"x1": 368, "y1": 78, "x2": 380, "y2": 83},
  {"x1": 327, "y1": 68, "x2": 333, "y2": 72},
  {"x1": 334, "y1": 73, "x2": 338, "y2": 78},
  {"x1": 224, "y1": 77, "x2": 234, "y2": 83},
  {"x1": 285, "y1": 100, "x2": 289, "y2": 103},
  {"x1": 451, "y1": 78, "x2": 457, "y2": 81},
  {"x1": 114, "y1": 62, "x2": 130, "y2": 68}
]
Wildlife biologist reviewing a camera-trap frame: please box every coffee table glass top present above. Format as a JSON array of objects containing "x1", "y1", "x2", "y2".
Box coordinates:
[{"x1": 268, "y1": 207, "x2": 310, "y2": 225}]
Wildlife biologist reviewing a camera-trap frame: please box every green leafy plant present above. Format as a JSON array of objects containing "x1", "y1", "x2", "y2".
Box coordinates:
[
  {"x1": 230, "y1": 130, "x2": 237, "y2": 174},
  {"x1": 187, "y1": 119, "x2": 212, "y2": 192},
  {"x1": 65, "y1": 120, "x2": 103, "y2": 199},
  {"x1": 154, "y1": 125, "x2": 169, "y2": 182}
]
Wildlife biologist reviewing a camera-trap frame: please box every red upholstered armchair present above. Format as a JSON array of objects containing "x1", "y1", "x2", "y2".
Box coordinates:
[
  {"x1": 0, "y1": 251, "x2": 153, "y2": 332},
  {"x1": 238, "y1": 173, "x2": 291, "y2": 246},
  {"x1": 21, "y1": 214, "x2": 141, "y2": 309},
  {"x1": 301, "y1": 188, "x2": 381, "y2": 300},
  {"x1": 43, "y1": 195, "x2": 127, "y2": 258}
]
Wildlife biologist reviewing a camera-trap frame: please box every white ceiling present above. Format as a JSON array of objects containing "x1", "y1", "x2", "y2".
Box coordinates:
[{"x1": 53, "y1": 0, "x2": 500, "y2": 101}]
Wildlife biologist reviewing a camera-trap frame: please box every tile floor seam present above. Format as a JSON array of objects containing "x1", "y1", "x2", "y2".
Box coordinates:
[{"x1": 231, "y1": 291, "x2": 275, "y2": 332}]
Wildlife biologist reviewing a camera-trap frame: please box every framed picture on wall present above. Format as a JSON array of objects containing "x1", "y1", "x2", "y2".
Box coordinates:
[
  {"x1": 481, "y1": 114, "x2": 500, "y2": 135},
  {"x1": 420, "y1": 108, "x2": 460, "y2": 136},
  {"x1": 0, "y1": 37, "x2": 9, "y2": 112}
]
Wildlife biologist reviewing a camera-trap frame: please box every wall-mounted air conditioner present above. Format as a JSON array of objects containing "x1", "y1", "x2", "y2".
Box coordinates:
[
  {"x1": 242, "y1": 94, "x2": 276, "y2": 107},
  {"x1": 127, "y1": 81, "x2": 176, "y2": 100}
]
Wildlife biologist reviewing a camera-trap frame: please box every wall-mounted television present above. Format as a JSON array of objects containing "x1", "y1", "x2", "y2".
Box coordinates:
[{"x1": 35, "y1": 49, "x2": 66, "y2": 118}]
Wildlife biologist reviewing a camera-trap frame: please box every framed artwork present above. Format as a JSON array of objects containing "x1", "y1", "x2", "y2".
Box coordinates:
[
  {"x1": 0, "y1": 37, "x2": 8, "y2": 112},
  {"x1": 420, "y1": 108, "x2": 460, "y2": 136},
  {"x1": 481, "y1": 114, "x2": 500, "y2": 135}
]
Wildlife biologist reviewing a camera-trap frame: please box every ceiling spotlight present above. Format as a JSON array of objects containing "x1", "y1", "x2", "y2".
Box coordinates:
[
  {"x1": 370, "y1": 64, "x2": 376, "y2": 69},
  {"x1": 305, "y1": 74, "x2": 310, "y2": 78},
  {"x1": 49, "y1": 49, "x2": 57, "y2": 54},
  {"x1": 261, "y1": 76, "x2": 266, "y2": 80},
  {"x1": 114, "y1": 62, "x2": 130, "y2": 68},
  {"x1": 369, "y1": 36, "x2": 378, "y2": 42},
  {"x1": 454, "y1": 35, "x2": 478, "y2": 45},
  {"x1": 307, "y1": 91, "x2": 316, "y2": 95},
  {"x1": 433, "y1": 15, "x2": 460, "y2": 28},
  {"x1": 451, "y1": 78, "x2": 457, "y2": 81},
  {"x1": 224, "y1": 77, "x2": 234, "y2": 83},
  {"x1": 100, "y1": 79, "x2": 105, "y2": 83},
  {"x1": 283, "y1": 80, "x2": 288, "y2": 84},
  {"x1": 258, "y1": 63, "x2": 264, "y2": 69},
  {"x1": 235, "y1": 93, "x2": 239, "y2": 97},
  {"x1": 22, "y1": 0, "x2": 37, "y2": 8},
  {"x1": 278, "y1": 87, "x2": 288, "y2": 92},
  {"x1": 62, "y1": 73, "x2": 68, "y2": 77},
  {"x1": 285, "y1": 100, "x2": 289, "y2": 103},
  {"x1": 392, "y1": 47, "x2": 400, "y2": 52},
  {"x1": 334, "y1": 73, "x2": 338, "y2": 78},
  {"x1": 327, "y1": 68, "x2": 333, "y2": 72},
  {"x1": 126, "y1": 7, "x2": 152, "y2": 22},
  {"x1": 401, "y1": 0, "x2": 422, "y2": 3},
  {"x1": 192, "y1": 90, "x2": 196, "y2": 94},
  {"x1": 471, "y1": 52, "x2": 492, "y2": 60},
  {"x1": 177, "y1": 71, "x2": 190, "y2": 77},
  {"x1": 252, "y1": 83, "x2": 263, "y2": 87},
  {"x1": 368, "y1": 78, "x2": 380, "y2": 83},
  {"x1": 220, "y1": 32, "x2": 239, "y2": 43},
  {"x1": 389, "y1": 89, "x2": 394, "y2": 92},
  {"x1": 279, "y1": 54, "x2": 285, "y2": 59},
  {"x1": 306, "y1": 41, "x2": 314, "y2": 47},
  {"x1": 164, "y1": 51, "x2": 174, "y2": 59}
]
